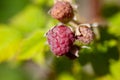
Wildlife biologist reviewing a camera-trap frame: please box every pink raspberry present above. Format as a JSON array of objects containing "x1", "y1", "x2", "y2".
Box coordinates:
[{"x1": 46, "y1": 25, "x2": 75, "y2": 56}]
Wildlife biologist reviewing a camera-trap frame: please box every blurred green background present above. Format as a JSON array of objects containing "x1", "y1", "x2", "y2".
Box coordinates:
[{"x1": 0, "y1": 0, "x2": 120, "y2": 80}]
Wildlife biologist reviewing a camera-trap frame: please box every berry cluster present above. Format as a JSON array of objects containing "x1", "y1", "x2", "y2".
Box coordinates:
[{"x1": 46, "y1": 1, "x2": 94, "y2": 59}]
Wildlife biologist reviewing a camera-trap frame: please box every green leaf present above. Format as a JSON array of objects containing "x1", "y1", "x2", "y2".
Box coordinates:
[
  {"x1": 0, "y1": 0, "x2": 29, "y2": 23},
  {"x1": 108, "y1": 12, "x2": 120, "y2": 36},
  {"x1": 110, "y1": 60, "x2": 120, "y2": 80},
  {"x1": 17, "y1": 30, "x2": 46, "y2": 64},
  {"x1": 95, "y1": 74, "x2": 113, "y2": 80},
  {"x1": 57, "y1": 72, "x2": 75, "y2": 80},
  {"x1": 10, "y1": 5, "x2": 47, "y2": 33},
  {"x1": 0, "y1": 24, "x2": 22, "y2": 62},
  {"x1": 32, "y1": 0, "x2": 46, "y2": 5},
  {"x1": 31, "y1": 0, "x2": 53, "y2": 7}
]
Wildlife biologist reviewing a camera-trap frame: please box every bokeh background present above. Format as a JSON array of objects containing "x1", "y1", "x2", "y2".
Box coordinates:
[{"x1": 0, "y1": 0, "x2": 120, "y2": 80}]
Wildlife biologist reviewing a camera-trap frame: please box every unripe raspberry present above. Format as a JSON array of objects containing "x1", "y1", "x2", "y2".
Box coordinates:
[
  {"x1": 77, "y1": 25, "x2": 94, "y2": 44},
  {"x1": 46, "y1": 25, "x2": 75, "y2": 56},
  {"x1": 50, "y1": 1, "x2": 74, "y2": 23}
]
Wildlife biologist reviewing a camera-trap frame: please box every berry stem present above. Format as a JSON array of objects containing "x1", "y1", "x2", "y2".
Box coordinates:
[
  {"x1": 68, "y1": 19, "x2": 81, "y2": 36},
  {"x1": 68, "y1": 19, "x2": 79, "y2": 28}
]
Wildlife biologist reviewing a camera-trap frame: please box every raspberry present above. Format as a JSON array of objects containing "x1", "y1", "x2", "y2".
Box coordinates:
[
  {"x1": 46, "y1": 25, "x2": 75, "y2": 56},
  {"x1": 50, "y1": 1, "x2": 74, "y2": 23},
  {"x1": 77, "y1": 25, "x2": 94, "y2": 44}
]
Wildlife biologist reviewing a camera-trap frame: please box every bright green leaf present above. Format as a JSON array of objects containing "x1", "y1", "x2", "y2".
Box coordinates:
[
  {"x1": 10, "y1": 5, "x2": 47, "y2": 33},
  {"x1": 108, "y1": 12, "x2": 120, "y2": 36},
  {"x1": 17, "y1": 30, "x2": 46, "y2": 64},
  {"x1": 110, "y1": 60, "x2": 120, "y2": 80},
  {"x1": 32, "y1": 0, "x2": 46, "y2": 5},
  {"x1": 0, "y1": 24, "x2": 22, "y2": 62},
  {"x1": 57, "y1": 72, "x2": 75, "y2": 80}
]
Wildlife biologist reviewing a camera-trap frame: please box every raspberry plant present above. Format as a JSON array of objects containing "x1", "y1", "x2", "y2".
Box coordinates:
[
  {"x1": 46, "y1": 0, "x2": 95, "y2": 59},
  {"x1": 0, "y1": 0, "x2": 120, "y2": 80}
]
